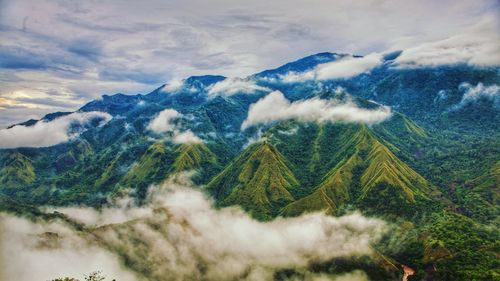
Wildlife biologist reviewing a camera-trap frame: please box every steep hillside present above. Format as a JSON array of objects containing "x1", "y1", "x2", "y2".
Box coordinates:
[
  {"x1": 119, "y1": 142, "x2": 175, "y2": 197},
  {"x1": 457, "y1": 161, "x2": 500, "y2": 222},
  {"x1": 282, "y1": 126, "x2": 435, "y2": 217},
  {"x1": 207, "y1": 142, "x2": 299, "y2": 220},
  {"x1": 171, "y1": 143, "x2": 217, "y2": 173},
  {"x1": 170, "y1": 143, "x2": 221, "y2": 184},
  {"x1": 0, "y1": 50, "x2": 498, "y2": 281},
  {"x1": 0, "y1": 152, "x2": 35, "y2": 189}
]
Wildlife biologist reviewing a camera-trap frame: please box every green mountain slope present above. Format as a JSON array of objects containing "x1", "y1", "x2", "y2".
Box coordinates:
[
  {"x1": 170, "y1": 142, "x2": 221, "y2": 184},
  {"x1": 207, "y1": 141, "x2": 299, "y2": 220},
  {"x1": 54, "y1": 140, "x2": 94, "y2": 172},
  {"x1": 0, "y1": 152, "x2": 35, "y2": 189},
  {"x1": 458, "y1": 161, "x2": 500, "y2": 222},
  {"x1": 282, "y1": 126, "x2": 435, "y2": 217},
  {"x1": 264, "y1": 121, "x2": 365, "y2": 195},
  {"x1": 119, "y1": 142, "x2": 175, "y2": 197},
  {"x1": 171, "y1": 143, "x2": 217, "y2": 173}
]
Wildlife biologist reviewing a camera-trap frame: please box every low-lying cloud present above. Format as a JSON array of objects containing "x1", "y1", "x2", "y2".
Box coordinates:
[
  {"x1": 0, "y1": 214, "x2": 138, "y2": 281},
  {"x1": 162, "y1": 79, "x2": 185, "y2": 93},
  {"x1": 452, "y1": 82, "x2": 500, "y2": 110},
  {"x1": 208, "y1": 77, "x2": 270, "y2": 96},
  {"x1": 0, "y1": 177, "x2": 385, "y2": 281},
  {"x1": 0, "y1": 111, "x2": 112, "y2": 149},
  {"x1": 147, "y1": 109, "x2": 182, "y2": 133},
  {"x1": 281, "y1": 53, "x2": 383, "y2": 83},
  {"x1": 242, "y1": 91, "x2": 392, "y2": 129},
  {"x1": 161, "y1": 79, "x2": 199, "y2": 94},
  {"x1": 147, "y1": 109, "x2": 202, "y2": 144}
]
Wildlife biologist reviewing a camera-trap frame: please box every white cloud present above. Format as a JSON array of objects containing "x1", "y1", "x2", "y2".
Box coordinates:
[
  {"x1": 282, "y1": 53, "x2": 383, "y2": 83},
  {"x1": 0, "y1": 214, "x2": 139, "y2": 281},
  {"x1": 147, "y1": 109, "x2": 182, "y2": 133},
  {"x1": 242, "y1": 91, "x2": 392, "y2": 129},
  {"x1": 172, "y1": 130, "x2": 202, "y2": 144},
  {"x1": 162, "y1": 79, "x2": 185, "y2": 93},
  {"x1": 0, "y1": 111, "x2": 111, "y2": 149},
  {"x1": 52, "y1": 196, "x2": 153, "y2": 226},
  {"x1": 452, "y1": 82, "x2": 500, "y2": 109},
  {"x1": 208, "y1": 77, "x2": 270, "y2": 96},
  {"x1": 1, "y1": 0, "x2": 497, "y2": 126},
  {"x1": 147, "y1": 108, "x2": 202, "y2": 144},
  {"x1": 10, "y1": 177, "x2": 385, "y2": 281},
  {"x1": 393, "y1": 19, "x2": 500, "y2": 68}
]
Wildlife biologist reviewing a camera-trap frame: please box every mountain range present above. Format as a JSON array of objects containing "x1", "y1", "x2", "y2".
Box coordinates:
[{"x1": 0, "y1": 51, "x2": 499, "y2": 281}]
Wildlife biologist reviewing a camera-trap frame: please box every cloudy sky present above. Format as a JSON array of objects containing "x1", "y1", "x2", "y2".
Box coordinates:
[{"x1": 0, "y1": 0, "x2": 498, "y2": 127}]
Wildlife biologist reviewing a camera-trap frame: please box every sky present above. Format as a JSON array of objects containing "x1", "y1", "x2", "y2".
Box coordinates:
[{"x1": 0, "y1": 0, "x2": 498, "y2": 128}]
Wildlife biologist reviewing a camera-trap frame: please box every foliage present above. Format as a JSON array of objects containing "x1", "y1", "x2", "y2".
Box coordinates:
[
  {"x1": 49, "y1": 271, "x2": 111, "y2": 281},
  {"x1": 0, "y1": 57, "x2": 498, "y2": 280}
]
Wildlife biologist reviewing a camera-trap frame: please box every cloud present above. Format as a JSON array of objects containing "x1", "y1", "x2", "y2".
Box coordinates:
[
  {"x1": 147, "y1": 108, "x2": 202, "y2": 144},
  {"x1": 0, "y1": 45, "x2": 51, "y2": 70},
  {"x1": 147, "y1": 109, "x2": 182, "y2": 133},
  {"x1": 0, "y1": 69, "x2": 152, "y2": 128},
  {"x1": 393, "y1": 18, "x2": 500, "y2": 68},
  {"x1": 162, "y1": 79, "x2": 185, "y2": 93},
  {"x1": 1, "y1": 0, "x2": 498, "y2": 125},
  {"x1": 4, "y1": 176, "x2": 385, "y2": 281},
  {"x1": 452, "y1": 82, "x2": 500, "y2": 109},
  {"x1": 281, "y1": 53, "x2": 383, "y2": 82},
  {"x1": 207, "y1": 77, "x2": 270, "y2": 96},
  {"x1": 172, "y1": 130, "x2": 202, "y2": 144},
  {"x1": 0, "y1": 214, "x2": 139, "y2": 281},
  {"x1": 0, "y1": 111, "x2": 111, "y2": 149},
  {"x1": 242, "y1": 91, "x2": 392, "y2": 129}
]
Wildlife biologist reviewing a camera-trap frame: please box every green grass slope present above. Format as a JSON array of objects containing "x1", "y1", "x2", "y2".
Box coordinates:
[
  {"x1": 170, "y1": 143, "x2": 217, "y2": 173},
  {"x1": 119, "y1": 142, "x2": 175, "y2": 198},
  {"x1": 207, "y1": 141, "x2": 299, "y2": 220},
  {"x1": 0, "y1": 152, "x2": 36, "y2": 189},
  {"x1": 282, "y1": 126, "x2": 436, "y2": 217}
]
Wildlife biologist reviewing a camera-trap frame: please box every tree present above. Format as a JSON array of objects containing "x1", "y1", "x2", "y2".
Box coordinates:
[{"x1": 49, "y1": 271, "x2": 113, "y2": 281}]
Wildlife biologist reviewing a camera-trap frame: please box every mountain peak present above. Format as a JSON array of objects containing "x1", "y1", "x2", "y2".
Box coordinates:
[
  {"x1": 254, "y1": 52, "x2": 341, "y2": 77},
  {"x1": 171, "y1": 143, "x2": 216, "y2": 173},
  {"x1": 207, "y1": 141, "x2": 299, "y2": 220},
  {"x1": 282, "y1": 126, "x2": 434, "y2": 217}
]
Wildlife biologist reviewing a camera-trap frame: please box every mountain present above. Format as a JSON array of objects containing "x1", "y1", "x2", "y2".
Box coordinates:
[
  {"x1": 117, "y1": 142, "x2": 219, "y2": 197},
  {"x1": 171, "y1": 143, "x2": 217, "y2": 173},
  {"x1": 0, "y1": 51, "x2": 499, "y2": 280},
  {"x1": 458, "y1": 161, "x2": 500, "y2": 222},
  {"x1": 207, "y1": 142, "x2": 299, "y2": 220},
  {"x1": 254, "y1": 52, "x2": 339, "y2": 77},
  {"x1": 119, "y1": 142, "x2": 175, "y2": 198},
  {"x1": 205, "y1": 119, "x2": 440, "y2": 219},
  {"x1": 1, "y1": 51, "x2": 497, "y2": 210},
  {"x1": 0, "y1": 152, "x2": 35, "y2": 189},
  {"x1": 281, "y1": 125, "x2": 435, "y2": 217},
  {"x1": 54, "y1": 140, "x2": 93, "y2": 172}
]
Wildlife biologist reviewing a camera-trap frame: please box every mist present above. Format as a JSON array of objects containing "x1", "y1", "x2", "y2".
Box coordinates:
[
  {"x1": 147, "y1": 109, "x2": 202, "y2": 144},
  {"x1": 0, "y1": 111, "x2": 111, "y2": 149},
  {"x1": 0, "y1": 177, "x2": 386, "y2": 281}
]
